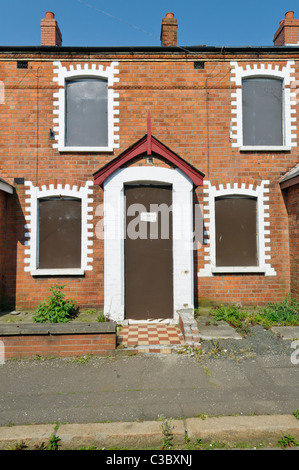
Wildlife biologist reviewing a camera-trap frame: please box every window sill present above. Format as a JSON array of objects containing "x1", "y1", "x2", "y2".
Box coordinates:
[
  {"x1": 239, "y1": 146, "x2": 292, "y2": 152},
  {"x1": 58, "y1": 146, "x2": 115, "y2": 153},
  {"x1": 31, "y1": 268, "x2": 85, "y2": 276},
  {"x1": 211, "y1": 266, "x2": 266, "y2": 274}
]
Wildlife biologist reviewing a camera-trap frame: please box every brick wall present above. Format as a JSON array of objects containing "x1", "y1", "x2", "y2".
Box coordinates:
[
  {"x1": 0, "y1": 333, "x2": 116, "y2": 359},
  {"x1": 0, "y1": 52, "x2": 298, "y2": 310},
  {"x1": 0, "y1": 322, "x2": 117, "y2": 358}
]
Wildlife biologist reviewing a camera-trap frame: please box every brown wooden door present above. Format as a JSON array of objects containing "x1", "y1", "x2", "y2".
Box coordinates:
[{"x1": 125, "y1": 185, "x2": 173, "y2": 320}]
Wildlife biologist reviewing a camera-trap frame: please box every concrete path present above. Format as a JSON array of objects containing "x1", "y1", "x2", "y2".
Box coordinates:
[{"x1": 0, "y1": 321, "x2": 299, "y2": 450}]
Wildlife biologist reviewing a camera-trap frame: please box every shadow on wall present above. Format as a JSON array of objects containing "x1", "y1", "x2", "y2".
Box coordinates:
[{"x1": 1, "y1": 188, "x2": 27, "y2": 311}]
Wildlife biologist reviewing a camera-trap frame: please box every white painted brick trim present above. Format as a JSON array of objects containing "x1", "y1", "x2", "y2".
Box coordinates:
[
  {"x1": 230, "y1": 60, "x2": 297, "y2": 149},
  {"x1": 52, "y1": 61, "x2": 120, "y2": 152},
  {"x1": 24, "y1": 181, "x2": 94, "y2": 275},
  {"x1": 103, "y1": 167, "x2": 194, "y2": 323},
  {"x1": 198, "y1": 180, "x2": 276, "y2": 277}
]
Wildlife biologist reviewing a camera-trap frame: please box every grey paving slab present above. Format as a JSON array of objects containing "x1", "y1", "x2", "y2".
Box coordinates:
[
  {"x1": 271, "y1": 326, "x2": 299, "y2": 340},
  {"x1": 196, "y1": 316, "x2": 242, "y2": 340}
]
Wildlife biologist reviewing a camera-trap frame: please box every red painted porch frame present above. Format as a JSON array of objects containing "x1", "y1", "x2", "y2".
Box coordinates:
[{"x1": 93, "y1": 131, "x2": 204, "y2": 187}]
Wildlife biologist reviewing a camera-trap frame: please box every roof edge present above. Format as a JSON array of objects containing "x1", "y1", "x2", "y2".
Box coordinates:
[{"x1": 1, "y1": 45, "x2": 299, "y2": 55}]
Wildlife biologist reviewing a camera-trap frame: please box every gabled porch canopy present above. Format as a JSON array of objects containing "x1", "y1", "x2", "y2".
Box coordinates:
[{"x1": 93, "y1": 115, "x2": 205, "y2": 187}]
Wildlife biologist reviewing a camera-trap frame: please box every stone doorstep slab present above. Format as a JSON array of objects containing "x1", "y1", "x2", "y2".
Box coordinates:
[{"x1": 1, "y1": 415, "x2": 299, "y2": 449}]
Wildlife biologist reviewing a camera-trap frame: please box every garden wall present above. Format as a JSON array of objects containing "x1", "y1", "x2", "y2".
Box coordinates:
[{"x1": 0, "y1": 322, "x2": 117, "y2": 359}]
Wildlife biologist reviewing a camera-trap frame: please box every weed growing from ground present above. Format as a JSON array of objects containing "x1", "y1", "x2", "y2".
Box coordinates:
[
  {"x1": 210, "y1": 295, "x2": 298, "y2": 331},
  {"x1": 33, "y1": 284, "x2": 78, "y2": 323},
  {"x1": 278, "y1": 434, "x2": 299, "y2": 448},
  {"x1": 158, "y1": 415, "x2": 174, "y2": 450}
]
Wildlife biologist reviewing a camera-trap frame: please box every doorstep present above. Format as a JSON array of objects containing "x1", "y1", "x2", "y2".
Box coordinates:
[{"x1": 117, "y1": 323, "x2": 185, "y2": 354}]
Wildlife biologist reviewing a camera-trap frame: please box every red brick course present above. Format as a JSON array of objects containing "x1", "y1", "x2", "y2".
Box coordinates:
[{"x1": 0, "y1": 333, "x2": 116, "y2": 359}]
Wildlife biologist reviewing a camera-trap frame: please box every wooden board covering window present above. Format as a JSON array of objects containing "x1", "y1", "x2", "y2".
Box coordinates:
[
  {"x1": 65, "y1": 78, "x2": 108, "y2": 147},
  {"x1": 242, "y1": 77, "x2": 283, "y2": 146},
  {"x1": 38, "y1": 198, "x2": 81, "y2": 269},
  {"x1": 215, "y1": 196, "x2": 258, "y2": 267}
]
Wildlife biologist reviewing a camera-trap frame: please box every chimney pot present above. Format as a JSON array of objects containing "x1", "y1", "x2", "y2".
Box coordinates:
[
  {"x1": 285, "y1": 11, "x2": 294, "y2": 19},
  {"x1": 46, "y1": 11, "x2": 55, "y2": 19},
  {"x1": 166, "y1": 12, "x2": 174, "y2": 18}
]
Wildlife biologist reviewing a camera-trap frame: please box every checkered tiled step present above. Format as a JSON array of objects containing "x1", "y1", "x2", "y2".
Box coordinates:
[{"x1": 117, "y1": 324, "x2": 185, "y2": 353}]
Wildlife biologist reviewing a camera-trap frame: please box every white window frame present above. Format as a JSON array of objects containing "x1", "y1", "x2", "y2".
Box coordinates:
[
  {"x1": 24, "y1": 181, "x2": 94, "y2": 276},
  {"x1": 230, "y1": 61, "x2": 297, "y2": 151},
  {"x1": 52, "y1": 62, "x2": 120, "y2": 152},
  {"x1": 198, "y1": 181, "x2": 276, "y2": 277}
]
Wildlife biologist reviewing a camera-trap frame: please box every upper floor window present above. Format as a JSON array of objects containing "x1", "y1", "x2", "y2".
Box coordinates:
[
  {"x1": 65, "y1": 78, "x2": 108, "y2": 148},
  {"x1": 242, "y1": 77, "x2": 283, "y2": 147},
  {"x1": 52, "y1": 61, "x2": 120, "y2": 152},
  {"x1": 230, "y1": 61, "x2": 297, "y2": 151}
]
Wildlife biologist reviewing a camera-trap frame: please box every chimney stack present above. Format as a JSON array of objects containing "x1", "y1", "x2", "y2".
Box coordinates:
[
  {"x1": 160, "y1": 12, "x2": 178, "y2": 46},
  {"x1": 273, "y1": 11, "x2": 299, "y2": 46},
  {"x1": 41, "y1": 11, "x2": 62, "y2": 46}
]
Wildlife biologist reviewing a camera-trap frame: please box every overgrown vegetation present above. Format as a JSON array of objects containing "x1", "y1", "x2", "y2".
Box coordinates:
[
  {"x1": 209, "y1": 295, "x2": 299, "y2": 332},
  {"x1": 33, "y1": 284, "x2": 78, "y2": 323}
]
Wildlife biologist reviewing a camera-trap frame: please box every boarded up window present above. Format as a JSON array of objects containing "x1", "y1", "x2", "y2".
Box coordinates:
[
  {"x1": 242, "y1": 77, "x2": 283, "y2": 146},
  {"x1": 38, "y1": 198, "x2": 81, "y2": 269},
  {"x1": 215, "y1": 196, "x2": 258, "y2": 267},
  {"x1": 65, "y1": 78, "x2": 108, "y2": 147}
]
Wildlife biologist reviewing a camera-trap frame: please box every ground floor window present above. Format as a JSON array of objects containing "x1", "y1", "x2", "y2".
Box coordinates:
[
  {"x1": 24, "y1": 181, "x2": 94, "y2": 275},
  {"x1": 38, "y1": 197, "x2": 82, "y2": 269},
  {"x1": 215, "y1": 196, "x2": 258, "y2": 267},
  {"x1": 198, "y1": 180, "x2": 276, "y2": 277}
]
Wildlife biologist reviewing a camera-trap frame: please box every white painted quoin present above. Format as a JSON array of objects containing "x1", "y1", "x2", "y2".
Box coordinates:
[
  {"x1": 230, "y1": 60, "x2": 297, "y2": 150},
  {"x1": 52, "y1": 61, "x2": 120, "y2": 152}
]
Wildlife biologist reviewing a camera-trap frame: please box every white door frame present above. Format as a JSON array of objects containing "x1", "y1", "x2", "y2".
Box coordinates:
[{"x1": 103, "y1": 166, "x2": 194, "y2": 323}]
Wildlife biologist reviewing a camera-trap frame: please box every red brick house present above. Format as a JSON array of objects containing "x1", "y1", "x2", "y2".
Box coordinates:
[{"x1": 0, "y1": 10, "x2": 298, "y2": 324}]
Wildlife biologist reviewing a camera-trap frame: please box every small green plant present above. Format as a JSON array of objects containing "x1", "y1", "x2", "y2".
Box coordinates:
[
  {"x1": 293, "y1": 409, "x2": 299, "y2": 420},
  {"x1": 47, "y1": 434, "x2": 61, "y2": 450},
  {"x1": 195, "y1": 413, "x2": 207, "y2": 420},
  {"x1": 278, "y1": 434, "x2": 299, "y2": 448},
  {"x1": 33, "y1": 284, "x2": 78, "y2": 323},
  {"x1": 72, "y1": 354, "x2": 93, "y2": 364},
  {"x1": 159, "y1": 415, "x2": 174, "y2": 450},
  {"x1": 97, "y1": 313, "x2": 106, "y2": 322},
  {"x1": 83, "y1": 309, "x2": 96, "y2": 315},
  {"x1": 8, "y1": 440, "x2": 28, "y2": 450},
  {"x1": 211, "y1": 304, "x2": 246, "y2": 329}
]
